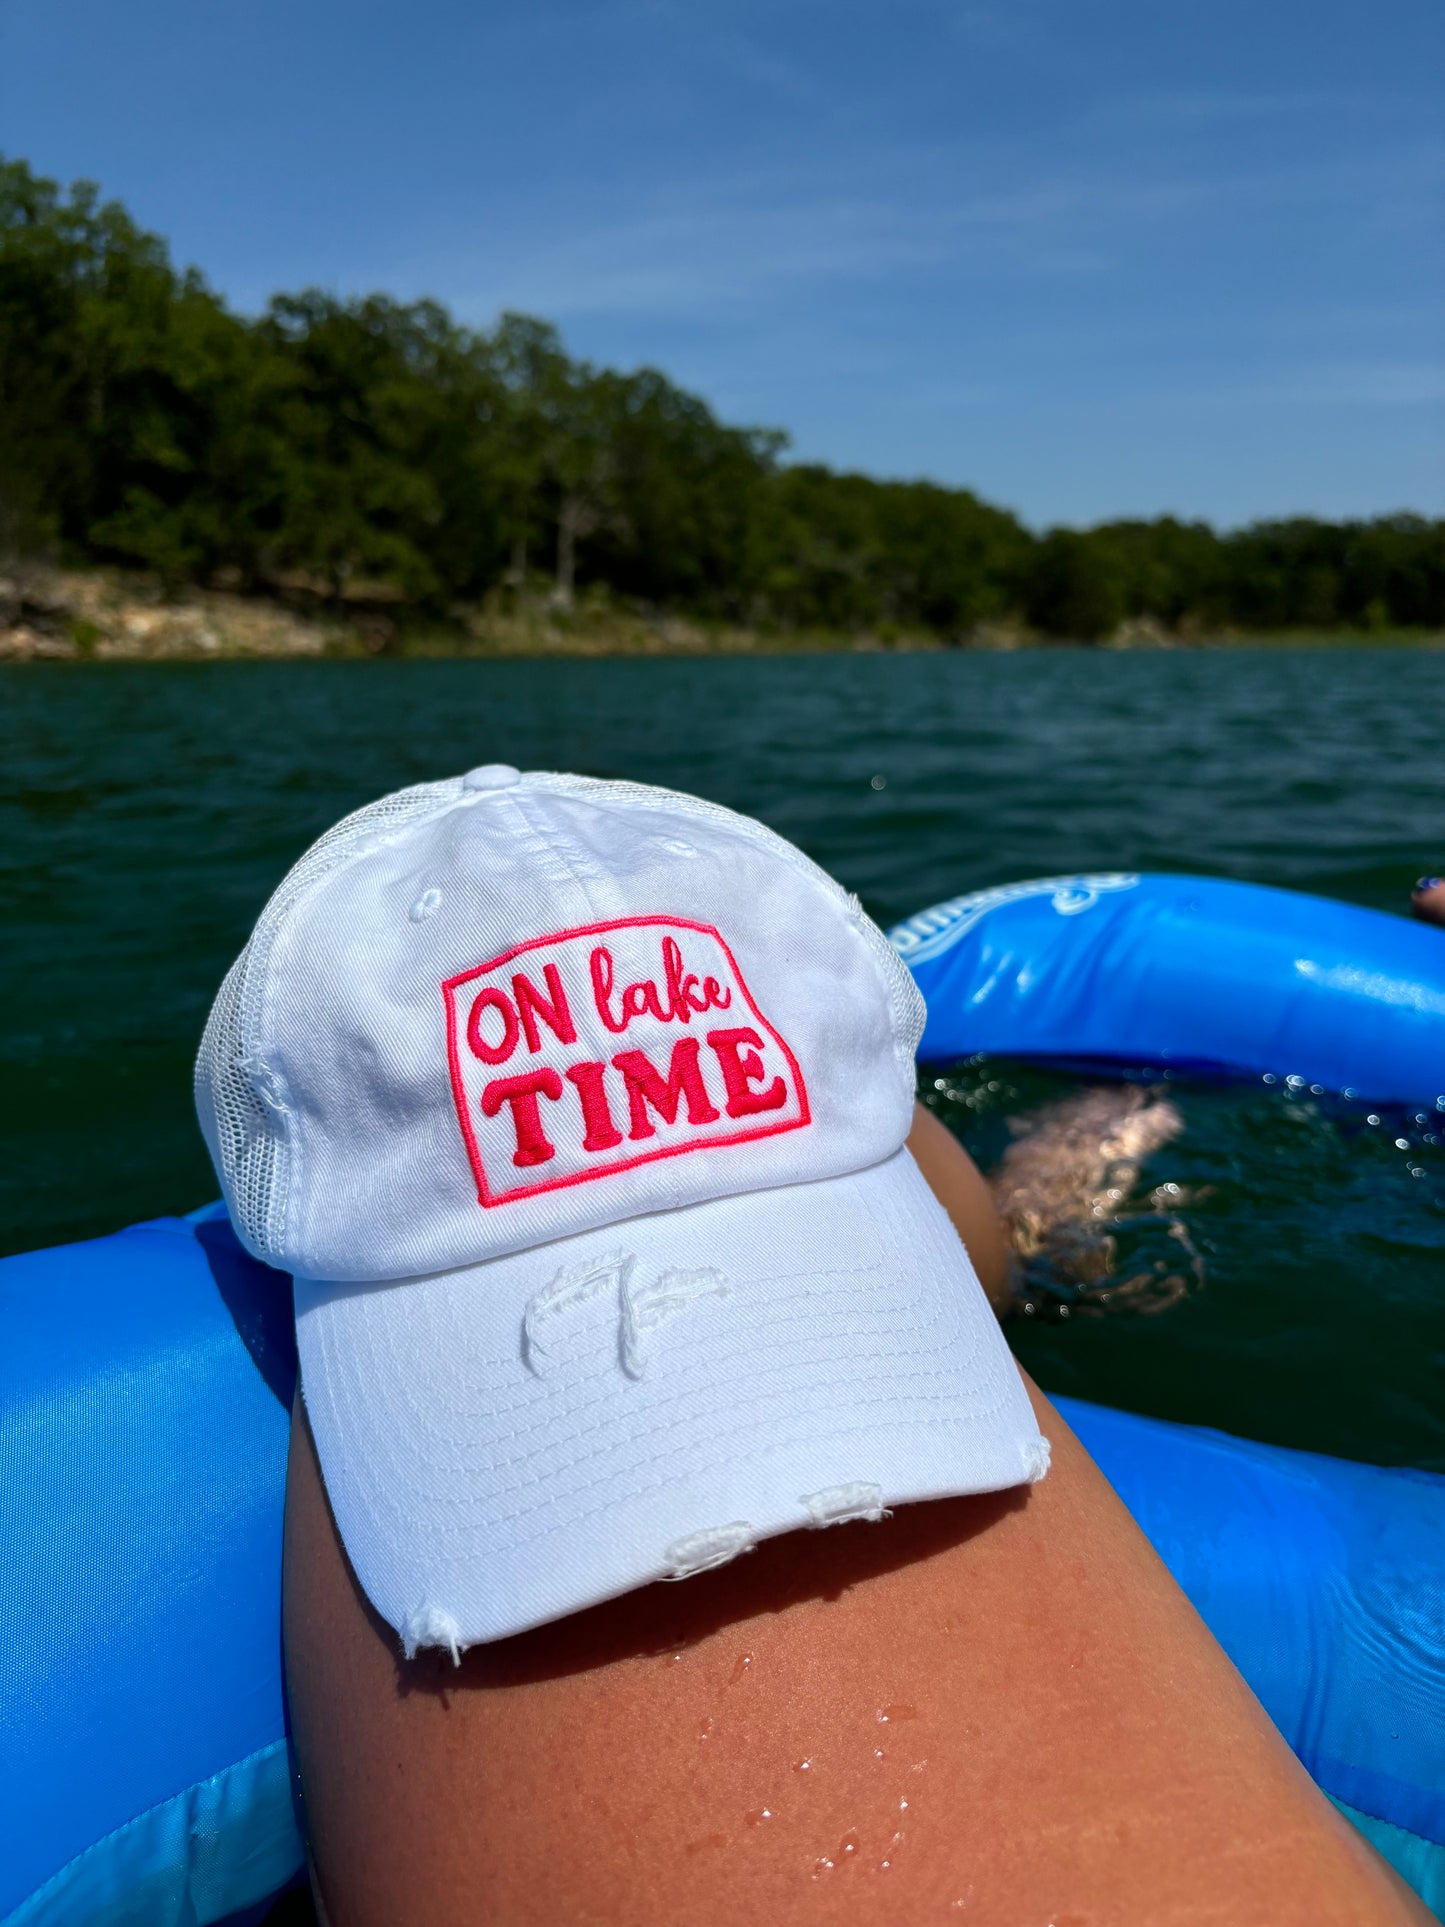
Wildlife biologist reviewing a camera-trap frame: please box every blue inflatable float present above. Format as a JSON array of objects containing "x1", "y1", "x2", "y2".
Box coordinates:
[
  {"x1": 3, "y1": 874, "x2": 1444, "y2": 1924},
  {"x1": 891, "y1": 871, "x2": 1445, "y2": 1108}
]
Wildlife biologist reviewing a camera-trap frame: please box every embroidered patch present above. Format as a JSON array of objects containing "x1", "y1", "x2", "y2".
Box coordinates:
[{"x1": 442, "y1": 916, "x2": 810, "y2": 1207}]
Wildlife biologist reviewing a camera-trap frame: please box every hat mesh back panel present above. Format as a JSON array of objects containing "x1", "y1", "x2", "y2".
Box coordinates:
[
  {"x1": 194, "y1": 780, "x2": 457, "y2": 1262},
  {"x1": 196, "y1": 949, "x2": 279, "y2": 1254}
]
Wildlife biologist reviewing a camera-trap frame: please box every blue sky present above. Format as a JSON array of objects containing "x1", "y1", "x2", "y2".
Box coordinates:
[{"x1": 3, "y1": 0, "x2": 1440, "y2": 527}]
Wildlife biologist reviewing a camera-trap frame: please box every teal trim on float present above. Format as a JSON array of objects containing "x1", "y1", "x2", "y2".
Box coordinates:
[
  {"x1": 3, "y1": 1739, "x2": 304, "y2": 1927},
  {"x1": 1329, "y1": 1798, "x2": 1445, "y2": 1923}
]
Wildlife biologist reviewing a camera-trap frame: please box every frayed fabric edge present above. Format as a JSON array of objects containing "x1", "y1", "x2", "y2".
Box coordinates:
[{"x1": 401, "y1": 1604, "x2": 465, "y2": 1666}]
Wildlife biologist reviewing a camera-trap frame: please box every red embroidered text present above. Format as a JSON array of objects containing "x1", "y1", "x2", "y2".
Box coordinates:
[{"x1": 442, "y1": 917, "x2": 809, "y2": 1206}]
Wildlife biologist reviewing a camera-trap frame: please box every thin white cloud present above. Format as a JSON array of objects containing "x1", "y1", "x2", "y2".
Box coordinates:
[
  {"x1": 451, "y1": 197, "x2": 952, "y2": 321},
  {"x1": 1005, "y1": 362, "x2": 1445, "y2": 413},
  {"x1": 431, "y1": 128, "x2": 1438, "y2": 327},
  {"x1": 1097, "y1": 86, "x2": 1385, "y2": 126},
  {"x1": 1268, "y1": 362, "x2": 1445, "y2": 406}
]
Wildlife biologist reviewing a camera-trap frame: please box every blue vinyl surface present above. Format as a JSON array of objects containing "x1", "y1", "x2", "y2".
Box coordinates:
[
  {"x1": 1060, "y1": 1397, "x2": 1445, "y2": 1886},
  {"x1": 4, "y1": 1208, "x2": 1442, "y2": 1923},
  {"x1": 891, "y1": 872, "x2": 1445, "y2": 1107},
  {"x1": 4, "y1": 872, "x2": 1445, "y2": 1920},
  {"x1": 0, "y1": 1209, "x2": 300, "y2": 1925}
]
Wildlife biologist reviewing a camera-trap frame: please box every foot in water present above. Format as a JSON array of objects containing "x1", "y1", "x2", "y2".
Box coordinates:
[
  {"x1": 991, "y1": 1085, "x2": 1201, "y2": 1316},
  {"x1": 1410, "y1": 876, "x2": 1445, "y2": 927}
]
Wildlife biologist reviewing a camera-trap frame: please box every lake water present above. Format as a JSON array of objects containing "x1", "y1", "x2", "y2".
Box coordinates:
[{"x1": 4, "y1": 649, "x2": 1442, "y2": 1468}]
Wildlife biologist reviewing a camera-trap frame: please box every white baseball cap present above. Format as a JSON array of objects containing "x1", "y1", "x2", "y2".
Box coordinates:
[{"x1": 196, "y1": 765, "x2": 1047, "y2": 1654}]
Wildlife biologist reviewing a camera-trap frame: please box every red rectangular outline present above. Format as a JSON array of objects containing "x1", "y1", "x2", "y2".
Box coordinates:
[{"x1": 442, "y1": 914, "x2": 812, "y2": 1208}]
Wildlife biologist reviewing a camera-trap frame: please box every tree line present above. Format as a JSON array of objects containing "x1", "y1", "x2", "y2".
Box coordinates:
[{"x1": 2, "y1": 155, "x2": 1441, "y2": 641}]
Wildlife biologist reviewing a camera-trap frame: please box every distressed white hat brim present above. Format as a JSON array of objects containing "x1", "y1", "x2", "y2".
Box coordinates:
[{"x1": 295, "y1": 1148, "x2": 1047, "y2": 1653}]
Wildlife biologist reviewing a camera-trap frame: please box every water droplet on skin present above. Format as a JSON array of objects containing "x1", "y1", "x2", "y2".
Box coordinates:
[
  {"x1": 727, "y1": 1652, "x2": 754, "y2": 1688},
  {"x1": 685, "y1": 1832, "x2": 728, "y2": 1857},
  {"x1": 744, "y1": 1807, "x2": 774, "y2": 1827},
  {"x1": 876, "y1": 1703, "x2": 918, "y2": 1724},
  {"x1": 899, "y1": 1797, "x2": 910, "y2": 1811},
  {"x1": 794, "y1": 1757, "x2": 813, "y2": 1773},
  {"x1": 837, "y1": 1829, "x2": 860, "y2": 1859},
  {"x1": 872, "y1": 1747, "x2": 886, "y2": 1761},
  {"x1": 697, "y1": 1717, "x2": 714, "y2": 1741}
]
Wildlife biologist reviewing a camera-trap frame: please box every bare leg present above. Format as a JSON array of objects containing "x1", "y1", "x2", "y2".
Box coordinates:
[
  {"x1": 990, "y1": 1086, "x2": 1183, "y2": 1265},
  {"x1": 989, "y1": 1084, "x2": 1199, "y2": 1313},
  {"x1": 906, "y1": 1101, "x2": 1014, "y2": 1312},
  {"x1": 284, "y1": 1128, "x2": 1431, "y2": 1927}
]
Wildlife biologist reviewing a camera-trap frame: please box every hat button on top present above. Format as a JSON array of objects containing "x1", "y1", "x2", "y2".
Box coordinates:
[{"x1": 463, "y1": 764, "x2": 521, "y2": 792}]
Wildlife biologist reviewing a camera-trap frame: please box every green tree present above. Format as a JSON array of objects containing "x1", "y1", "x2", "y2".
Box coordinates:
[
  {"x1": 3, "y1": 152, "x2": 1442, "y2": 641},
  {"x1": 1027, "y1": 530, "x2": 1126, "y2": 641}
]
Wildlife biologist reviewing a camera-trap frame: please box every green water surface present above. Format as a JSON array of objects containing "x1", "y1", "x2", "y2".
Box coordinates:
[{"x1": 3, "y1": 649, "x2": 1442, "y2": 1468}]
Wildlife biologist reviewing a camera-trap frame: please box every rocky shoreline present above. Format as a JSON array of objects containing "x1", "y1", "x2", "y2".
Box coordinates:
[
  {"x1": 2, "y1": 567, "x2": 1437, "y2": 661},
  {"x1": 0, "y1": 566, "x2": 970, "y2": 660},
  {"x1": 0, "y1": 567, "x2": 338, "y2": 661}
]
